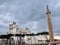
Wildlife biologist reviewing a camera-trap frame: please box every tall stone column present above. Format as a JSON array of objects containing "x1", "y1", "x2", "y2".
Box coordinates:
[{"x1": 46, "y1": 5, "x2": 54, "y2": 44}]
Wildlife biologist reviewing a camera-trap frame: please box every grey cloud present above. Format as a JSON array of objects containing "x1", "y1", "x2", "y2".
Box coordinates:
[{"x1": 0, "y1": 0, "x2": 60, "y2": 35}]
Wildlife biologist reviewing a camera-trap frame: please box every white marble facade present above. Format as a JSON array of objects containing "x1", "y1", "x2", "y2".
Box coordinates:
[
  {"x1": 8, "y1": 21, "x2": 31, "y2": 34},
  {"x1": 7, "y1": 22, "x2": 49, "y2": 44}
]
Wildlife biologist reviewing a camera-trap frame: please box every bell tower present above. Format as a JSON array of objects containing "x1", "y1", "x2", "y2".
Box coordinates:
[{"x1": 46, "y1": 5, "x2": 54, "y2": 43}]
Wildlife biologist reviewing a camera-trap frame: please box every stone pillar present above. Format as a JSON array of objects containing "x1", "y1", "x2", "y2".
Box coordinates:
[{"x1": 46, "y1": 5, "x2": 54, "y2": 45}]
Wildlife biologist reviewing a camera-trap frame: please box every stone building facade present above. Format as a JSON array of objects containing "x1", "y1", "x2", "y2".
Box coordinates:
[{"x1": 7, "y1": 21, "x2": 49, "y2": 44}]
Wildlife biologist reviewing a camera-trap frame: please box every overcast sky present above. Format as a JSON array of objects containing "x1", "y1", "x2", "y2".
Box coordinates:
[{"x1": 0, "y1": 0, "x2": 60, "y2": 36}]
